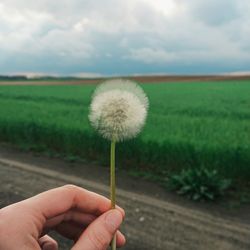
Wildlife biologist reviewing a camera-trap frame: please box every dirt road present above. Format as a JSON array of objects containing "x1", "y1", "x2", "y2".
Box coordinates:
[{"x1": 0, "y1": 155, "x2": 250, "y2": 250}]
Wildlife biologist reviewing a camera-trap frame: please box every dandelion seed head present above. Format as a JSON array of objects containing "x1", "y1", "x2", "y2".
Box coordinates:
[
  {"x1": 93, "y1": 79, "x2": 149, "y2": 110},
  {"x1": 89, "y1": 79, "x2": 149, "y2": 141}
]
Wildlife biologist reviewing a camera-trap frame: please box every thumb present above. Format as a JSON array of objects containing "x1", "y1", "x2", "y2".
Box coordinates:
[{"x1": 72, "y1": 209, "x2": 123, "y2": 250}]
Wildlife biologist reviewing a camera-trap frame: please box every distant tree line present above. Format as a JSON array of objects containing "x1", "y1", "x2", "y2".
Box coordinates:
[
  {"x1": 0, "y1": 75, "x2": 28, "y2": 81},
  {"x1": 0, "y1": 75, "x2": 100, "y2": 81}
]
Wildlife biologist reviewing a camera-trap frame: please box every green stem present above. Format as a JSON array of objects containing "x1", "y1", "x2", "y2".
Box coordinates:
[{"x1": 110, "y1": 139, "x2": 116, "y2": 250}]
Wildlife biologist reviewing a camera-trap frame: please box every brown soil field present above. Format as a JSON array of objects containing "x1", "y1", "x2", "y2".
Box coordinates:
[{"x1": 0, "y1": 75, "x2": 250, "y2": 85}]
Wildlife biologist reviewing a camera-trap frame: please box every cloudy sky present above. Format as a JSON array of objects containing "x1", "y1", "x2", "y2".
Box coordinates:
[{"x1": 0, "y1": 0, "x2": 250, "y2": 76}]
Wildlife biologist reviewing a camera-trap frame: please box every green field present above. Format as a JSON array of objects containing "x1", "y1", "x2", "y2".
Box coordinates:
[{"x1": 0, "y1": 80, "x2": 249, "y2": 183}]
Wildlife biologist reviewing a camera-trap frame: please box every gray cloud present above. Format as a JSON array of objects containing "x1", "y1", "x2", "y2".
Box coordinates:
[
  {"x1": 0, "y1": 0, "x2": 249, "y2": 75},
  {"x1": 182, "y1": 0, "x2": 241, "y2": 26}
]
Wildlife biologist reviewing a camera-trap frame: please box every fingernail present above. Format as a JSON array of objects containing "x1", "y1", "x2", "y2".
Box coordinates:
[{"x1": 105, "y1": 209, "x2": 123, "y2": 231}]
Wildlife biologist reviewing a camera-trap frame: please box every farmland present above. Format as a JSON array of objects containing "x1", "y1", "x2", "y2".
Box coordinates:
[{"x1": 0, "y1": 80, "x2": 249, "y2": 184}]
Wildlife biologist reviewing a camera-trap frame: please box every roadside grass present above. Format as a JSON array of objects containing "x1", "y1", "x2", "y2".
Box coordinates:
[{"x1": 0, "y1": 80, "x2": 249, "y2": 197}]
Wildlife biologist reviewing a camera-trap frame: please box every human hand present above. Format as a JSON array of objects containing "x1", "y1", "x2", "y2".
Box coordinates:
[{"x1": 0, "y1": 185, "x2": 125, "y2": 250}]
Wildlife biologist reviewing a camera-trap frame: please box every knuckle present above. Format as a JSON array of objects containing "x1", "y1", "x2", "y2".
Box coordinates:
[
  {"x1": 63, "y1": 184, "x2": 81, "y2": 197},
  {"x1": 40, "y1": 235, "x2": 58, "y2": 249},
  {"x1": 63, "y1": 184, "x2": 78, "y2": 191}
]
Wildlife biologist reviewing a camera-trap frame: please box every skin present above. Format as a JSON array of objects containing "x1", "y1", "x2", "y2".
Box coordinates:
[{"x1": 0, "y1": 185, "x2": 126, "y2": 250}]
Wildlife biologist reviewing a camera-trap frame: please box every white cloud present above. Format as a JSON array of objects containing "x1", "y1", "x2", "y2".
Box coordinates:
[
  {"x1": 140, "y1": 0, "x2": 181, "y2": 17},
  {"x1": 0, "y1": 0, "x2": 249, "y2": 74},
  {"x1": 73, "y1": 18, "x2": 90, "y2": 33},
  {"x1": 73, "y1": 72, "x2": 103, "y2": 78},
  {"x1": 0, "y1": 3, "x2": 53, "y2": 51}
]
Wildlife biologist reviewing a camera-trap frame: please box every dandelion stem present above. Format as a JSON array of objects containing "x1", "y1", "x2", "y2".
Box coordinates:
[{"x1": 110, "y1": 139, "x2": 116, "y2": 250}]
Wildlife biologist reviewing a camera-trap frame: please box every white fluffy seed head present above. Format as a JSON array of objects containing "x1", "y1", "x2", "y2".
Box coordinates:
[{"x1": 89, "y1": 79, "x2": 149, "y2": 142}]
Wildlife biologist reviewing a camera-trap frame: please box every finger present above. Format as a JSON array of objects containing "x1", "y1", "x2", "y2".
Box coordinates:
[
  {"x1": 116, "y1": 230, "x2": 126, "y2": 248},
  {"x1": 22, "y1": 185, "x2": 125, "y2": 221},
  {"x1": 27, "y1": 185, "x2": 110, "y2": 217},
  {"x1": 45, "y1": 211, "x2": 96, "y2": 230},
  {"x1": 39, "y1": 235, "x2": 58, "y2": 250},
  {"x1": 72, "y1": 209, "x2": 125, "y2": 250},
  {"x1": 54, "y1": 221, "x2": 126, "y2": 247}
]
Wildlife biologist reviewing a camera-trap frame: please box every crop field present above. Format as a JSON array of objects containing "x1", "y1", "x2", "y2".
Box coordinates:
[{"x1": 0, "y1": 80, "x2": 249, "y2": 183}]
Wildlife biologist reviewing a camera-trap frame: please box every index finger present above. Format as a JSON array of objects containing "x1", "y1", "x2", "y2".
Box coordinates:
[{"x1": 23, "y1": 185, "x2": 124, "y2": 220}]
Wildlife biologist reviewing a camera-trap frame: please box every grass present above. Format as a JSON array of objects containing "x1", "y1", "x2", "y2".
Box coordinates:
[{"x1": 0, "y1": 80, "x2": 249, "y2": 186}]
